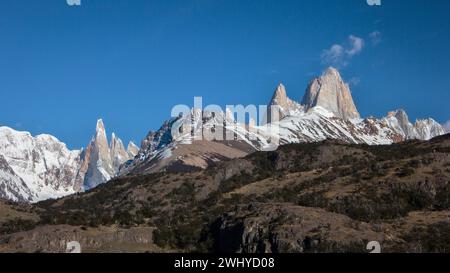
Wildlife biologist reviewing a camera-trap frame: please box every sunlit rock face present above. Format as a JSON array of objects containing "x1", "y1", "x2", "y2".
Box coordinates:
[
  {"x1": 302, "y1": 67, "x2": 360, "y2": 120},
  {"x1": 82, "y1": 119, "x2": 137, "y2": 190}
]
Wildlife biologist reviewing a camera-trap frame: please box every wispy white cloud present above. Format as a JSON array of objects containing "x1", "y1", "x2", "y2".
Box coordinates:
[
  {"x1": 349, "y1": 77, "x2": 361, "y2": 87},
  {"x1": 369, "y1": 31, "x2": 382, "y2": 46},
  {"x1": 443, "y1": 120, "x2": 450, "y2": 133},
  {"x1": 321, "y1": 44, "x2": 345, "y2": 66},
  {"x1": 347, "y1": 35, "x2": 364, "y2": 56},
  {"x1": 321, "y1": 35, "x2": 364, "y2": 67}
]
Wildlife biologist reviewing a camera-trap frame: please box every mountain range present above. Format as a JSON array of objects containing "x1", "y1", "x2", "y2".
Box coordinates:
[
  {"x1": 0, "y1": 67, "x2": 447, "y2": 203},
  {"x1": 121, "y1": 67, "x2": 446, "y2": 176},
  {"x1": 0, "y1": 120, "x2": 138, "y2": 202}
]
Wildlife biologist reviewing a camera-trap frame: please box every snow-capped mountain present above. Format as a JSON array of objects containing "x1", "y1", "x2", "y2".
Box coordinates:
[
  {"x1": 384, "y1": 109, "x2": 446, "y2": 141},
  {"x1": 121, "y1": 67, "x2": 446, "y2": 175},
  {"x1": 0, "y1": 67, "x2": 446, "y2": 202},
  {"x1": 0, "y1": 154, "x2": 35, "y2": 202},
  {"x1": 268, "y1": 83, "x2": 304, "y2": 121},
  {"x1": 121, "y1": 108, "x2": 263, "y2": 175},
  {"x1": 82, "y1": 119, "x2": 138, "y2": 190},
  {"x1": 0, "y1": 127, "x2": 83, "y2": 202},
  {"x1": 0, "y1": 120, "x2": 137, "y2": 202}
]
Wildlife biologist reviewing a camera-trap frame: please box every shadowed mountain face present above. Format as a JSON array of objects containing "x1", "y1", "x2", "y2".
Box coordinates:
[{"x1": 0, "y1": 134, "x2": 449, "y2": 253}]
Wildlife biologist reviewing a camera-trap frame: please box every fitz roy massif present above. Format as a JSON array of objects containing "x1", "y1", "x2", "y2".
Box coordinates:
[{"x1": 0, "y1": 68, "x2": 446, "y2": 203}]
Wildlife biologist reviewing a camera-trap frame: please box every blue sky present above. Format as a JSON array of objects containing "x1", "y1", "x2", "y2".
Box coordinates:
[{"x1": 0, "y1": 0, "x2": 449, "y2": 149}]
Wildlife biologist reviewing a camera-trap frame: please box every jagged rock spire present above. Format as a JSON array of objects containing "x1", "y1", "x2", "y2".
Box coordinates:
[
  {"x1": 110, "y1": 133, "x2": 129, "y2": 173},
  {"x1": 385, "y1": 109, "x2": 445, "y2": 140},
  {"x1": 94, "y1": 119, "x2": 111, "y2": 164},
  {"x1": 269, "y1": 84, "x2": 289, "y2": 107},
  {"x1": 127, "y1": 141, "x2": 139, "y2": 157},
  {"x1": 302, "y1": 67, "x2": 360, "y2": 120},
  {"x1": 268, "y1": 83, "x2": 303, "y2": 122},
  {"x1": 82, "y1": 119, "x2": 135, "y2": 190}
]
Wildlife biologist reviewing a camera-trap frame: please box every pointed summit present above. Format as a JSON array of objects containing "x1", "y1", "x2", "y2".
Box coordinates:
[
  {"x1": 386, "y1": 109, "x2": 415, "y2": 138},
  {"x1": 385, "y1": 109, "x2": 446, "y2": 140},
  {"x1": 96, "y1": 119, "x2": 106, "y2": 134},
  {"x1": 82, "y1": 119, "x2": 135, "y2": 190},
  {"x1": 110, "y1": 133, "x2": 125, "y2": 152},
  {"x1": 323, "y1": 66, "x2": 341, "y2": 77},
  {"x1": 94, "y1": 119, "x2": 109, "y2": 152},
  {"x1": 127, "y1": 141, "x2": 139, "y2": 158},
  {"x1": 268, "y1": 83, "x2": 303, "y2": 122},
  {"x1": 270, "y1": 84, "x2": 288, "y2": 105},
  {"x1": 394, "y1": 109, "x2": 411, "y2": 132},
  {"x1": 110, "y1": 133, "x2": 129, "y2": 173},
  {"x1": 302, "y1": 67, "x2": 360, "y2": 120}
]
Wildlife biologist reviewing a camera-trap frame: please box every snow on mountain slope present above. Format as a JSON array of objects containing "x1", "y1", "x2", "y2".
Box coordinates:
[
  {"x1": 0, "y1": 120, "x2": 136, "y2": 202},
  {"x1": 0, "y1": 127, "x2": 83, "y2": 202},
  {"x1": 258, "y1": 107, "x2": 398, "y2": 146},
  {"x1": 121, "y1": 109, "x2": 260, "y2": 175},
  {"x1": 443, "y1": 121, "x2": 450, "y2": 133},
  {"x1": 0, "y1": 154, "x2": 35, "y2": 202},
  {"x1": 384, "y1": 110, "x2": 446, "y2": 140},
  {"x1": 122, "y1": 67, "x2": 446, "y2": 175},
  {"x1": 1, "y1": 67, "x2": 446, "y2": 201}
]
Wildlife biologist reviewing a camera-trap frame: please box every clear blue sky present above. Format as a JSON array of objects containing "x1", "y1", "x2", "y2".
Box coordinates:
[{"x1": 0, "y1": 0, "x2": 449, "y2": 149}]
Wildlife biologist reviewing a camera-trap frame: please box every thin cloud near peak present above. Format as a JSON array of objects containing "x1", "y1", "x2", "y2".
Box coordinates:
[
  {"x1": 370, "y1": 31, "x2": 382, "y2": 46},
  {"x1": 347, "y1": 35, "x2": 364, "y2": 56},
  {"x1": 348, "y1": 77, "x2": 361, "y2": 87},
  {"x1": 321, "y1": 35, "x2": 365, "y2": 68},
  {"x1": 321, "y1": 44, "x2": 345, "y2": 66}
]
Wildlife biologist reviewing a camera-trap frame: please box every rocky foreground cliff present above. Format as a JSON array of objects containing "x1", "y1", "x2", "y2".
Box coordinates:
[{"x1": 0, "y1": 133, "x2": 448, "y2": 253}]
